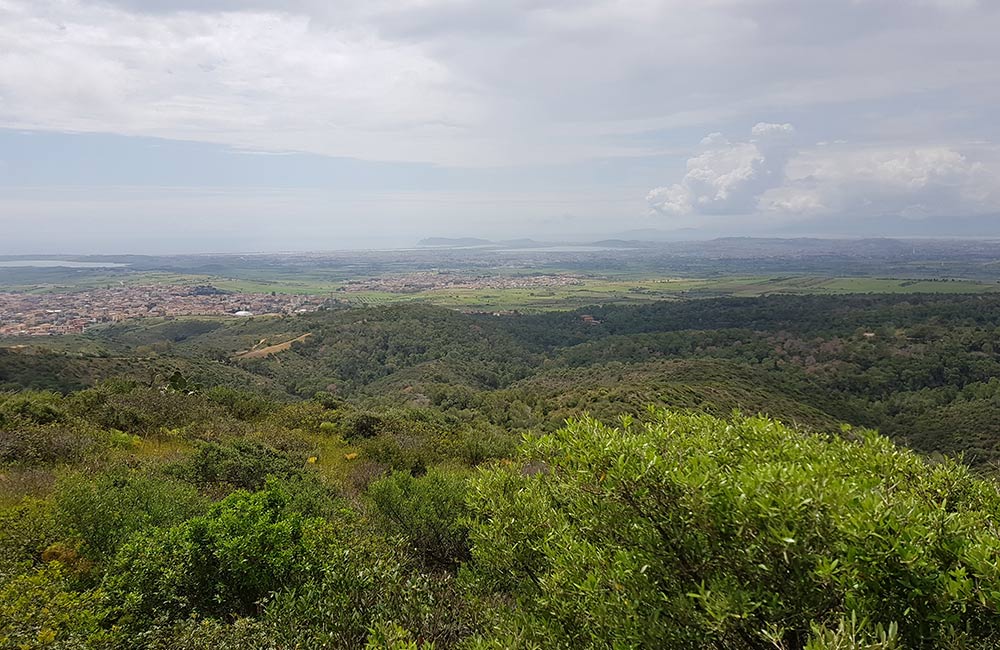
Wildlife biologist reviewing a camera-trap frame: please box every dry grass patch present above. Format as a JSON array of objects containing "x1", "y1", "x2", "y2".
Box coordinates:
[{"x1": 235, "y1": 333, "x2": 312, "y2": 359}]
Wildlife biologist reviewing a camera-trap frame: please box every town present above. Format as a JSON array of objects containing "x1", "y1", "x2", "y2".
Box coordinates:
[
  {"x1": 337, "y1": 271, "x2": 584, "y2": 293},
  {"x1": 0, "y1": 285, "x2": 323, "y2": 336}
]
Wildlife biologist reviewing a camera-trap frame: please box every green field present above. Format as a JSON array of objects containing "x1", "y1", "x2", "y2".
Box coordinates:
[
  {"x1": 5, "y1": 269, "x2": 998, "y2": 313},
  {"x1": 328, "y1": 276, "x2": 1000, "y2": 311}
]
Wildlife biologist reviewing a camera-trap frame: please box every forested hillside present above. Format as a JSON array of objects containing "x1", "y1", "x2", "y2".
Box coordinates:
[
  {"x1": 4, "y1": 294, "x2": 998, "y2": 465},
  {"x1": 3, "y1": 293, "x2": 1000, "y2": 648}
]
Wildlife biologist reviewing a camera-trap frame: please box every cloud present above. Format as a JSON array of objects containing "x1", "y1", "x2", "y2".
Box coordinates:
[
  {"x1": 0, "y1": 0, "x2": 479, "y2": 164},
  {"x1": 1, "y1": 0, "x2": 999, "y2": 168},
  {"x1": 764, "y1": 146, "x2": 999, "y2": 219},
  {"x1": 649, "y1": 123, "x2": 1000, "y2": 222},
  {"x1": 647, "y1": 122, "x2": 796, "y2": 216}
]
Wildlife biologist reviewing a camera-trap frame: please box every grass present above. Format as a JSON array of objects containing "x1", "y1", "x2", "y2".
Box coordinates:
[{"x1": 301, "y1": 434, "x2": 360, "y2": 489}]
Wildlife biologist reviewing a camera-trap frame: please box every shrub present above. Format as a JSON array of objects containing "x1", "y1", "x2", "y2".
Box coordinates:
[
  {"x1": 71, "y1": 386, "x2": 224, "y2": 436},
  {"x1": 203, "y1": 387, "x2": 276, "y2": 422},
  {"x1": 464, "y1": 410, "x2": 1000, "y2": 649},
  {"x1": 452, "y1": 427, "x2": 515, "y2": 467},
  {"x1": 360, "y1": 435, "x2": 432, "y2": 477},
  {"x1": 269, "y1": 401, "x2": 332, "y2": 433},
  {"x1": 365, "y1": 621, "x2": 435, "y2": 649},
  {"x1": 344, "y1": 412, "x2": 389, "y2": 440},
  {"x1": 0, "y1": 424, "x2": 92, "y2": 465},
  {"x1": 135, "y1": 616, "x2": 280, "y2": 650},
  {"x1": 0, "y1": 391, "x2": 66, "y2": 426},
  {"x1": 264, "y1": 545, "x2": 471, "y2": 649},
  {"x1": 805, "y1": 615, "x2": 900, "y2": 650},
  {"x1": 0, "y1": 499, "x2": 63, "y2": 578},
  {"x1": 170, "y1": 439, "x2": 305, "y2": 492},
  {"x1": 0, "y1": 563, "x2": 106, "y2": 649},
  {"x1": 369, "y1": 469, "x2": 470, "y2": 570},
  {"x1": 55, "y1": 467, "x2": 206, "y2": 562},
  {"x1": 103, "y1": 481, "x2": 332, "y2": 623}
]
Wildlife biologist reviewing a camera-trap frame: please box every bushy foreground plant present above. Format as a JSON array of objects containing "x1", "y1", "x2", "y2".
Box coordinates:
[
  {"x1": 0, "y1": 563, "x2": 106, "y2": 649},
  {"x1": 55, "y1": 467, "x2": 206, "y2": 563},
  {"x1": 369, "y1": 468, "x2": 470, "y2": 570},
  {"x1": 102, "y1": 480, "x2": 330, "y2": 623},
  {"x1": 102, "y1": 478, "x2": 472, "y2": 647},
  {"x1": 169, "y1": 438, "x2": 306, "y2": 491},
  {"x1": 464, "y1": 410, "x2": 1000, "y2": 649},
  {"x1": 0, "y1": 499, "x2": 63, "y2": 576},
  {"x1": 262, "y1": 545, "x2": 471, "y2": 648}
]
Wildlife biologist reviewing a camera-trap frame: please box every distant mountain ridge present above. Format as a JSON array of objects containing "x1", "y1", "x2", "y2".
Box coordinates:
[
  {"x1": 416, "y1": 234, "x2": 1000, "y2": 257},
  {"x1": 417, "y1": 237, "x2": 494, "y2": 247},
  {"x1": 417, "y1": 237, "x2": 558, "y2": 249}
]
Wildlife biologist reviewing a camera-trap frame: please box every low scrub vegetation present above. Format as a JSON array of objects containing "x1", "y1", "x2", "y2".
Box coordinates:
[
  {"x1": 3, "y1": 296, "x2": 1000, "y2": 648},
  {"x1": 1, "y1": 382, "x2": 999, "y2": 648}
]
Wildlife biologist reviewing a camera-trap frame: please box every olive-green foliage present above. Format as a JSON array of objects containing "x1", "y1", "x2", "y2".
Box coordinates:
[
  {"x1": 170, "y1": 439, "x2": 306, "y2": 491},
  {"x1": 804, "y1": 614, "x2": 899, "y2": 650},
  {"x1": 465, "y1": 411, "x2": 1000, "y2": 649},
  {"x1": 369, "y1": 469, "x2": 470, "y2": 570},
  {"x1": 263, "y1": 552, "x2": 470, "y2": 649},
  {"x1": 0, "y1": 391, "x2": 66, "y2": 426},
  {"x1": 349, "y1": 408, "x2": 462, "y2": 476},
  {"x1": 345, "y1": 411, "x2": 390, "y2": 440},
  {"x1": 0, "y1": 391, "x2": 99, "y2": 465},
  {"x1": 0, "y1": 563, "x2": 106, "y2": 649},
  {"x1": 203, "y1": 386, "x2": 277, "y2": 421},
  {"x1": 361, "y1": 435, "x2": 432, "y2": 477},
  {"x1": 134, "y1": 617, "x2": 280, "y2": 650},
  {"x1": 0, "y1": 499, "x2": 63, "y2": 580},
  {"x1": 104, "y1": 480, "x2": 331, "y2": 623},
  {"x1": 55, "y1": 467, "x2": 206, "y2": 563},
  {"x1": 365, "y1": 621, "x2": 435, "y2": 649},
  {"x1": 66, "y1": 385, "x2": 222, "y2": 435},
  {"x1": 0, "y1": 423, "x2": 94, "y2": 466},
  {"x1": 267, "y1": 400, "x2": 334, "y2": 433}
]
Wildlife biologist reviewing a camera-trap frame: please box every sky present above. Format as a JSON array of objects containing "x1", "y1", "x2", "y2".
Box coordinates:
[{"x1": 1, "y1": 0, "x2": 999, "y2": 253}]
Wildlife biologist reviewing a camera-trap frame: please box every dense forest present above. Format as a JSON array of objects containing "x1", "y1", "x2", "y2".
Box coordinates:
[
  {"x1": 3, "y1": 293, "x2": 1000, "y2": 648},
  {"x1": 5, "y1": 294, "x2": 1000, "y2": 465}
]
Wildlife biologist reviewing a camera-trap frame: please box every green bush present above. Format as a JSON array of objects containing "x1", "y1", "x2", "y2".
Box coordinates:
[
  {"x1": 360, "y1": 435, "x2": 432, "y2": 477},
  {"x1": 203, "y1": 387, "x2": 276, "y2": 421},
  {"x1": 344, "y1": 411, "x2": 389, "y2": 440},
  {"x1": 55, "y1": 467, "x2": 206, "y2": 562},
  {"x1": 263, "y1": 547, "x2": 471, "y2": 649},
  {"x1": 369, "y1": 469, "x2": 470, "y2": 570},
  {"x1": 170, "y1": 439, "x2": 305, "y2": 491},
  {"x1": 805, "y1": 614, "x2": 899, "y2": 650},
  {"x1": 464, "y1": 411, "x2": 1000, "y2": 649},
  {"x1": 365, "y1": 621, "x2": 435, "y2": 649},
  {"x1": 0, "y1": 499, "x2": 63, "y2": 579},
  {"x1": 0, "y1": 563, "x2": 106, "y2": 649},
  {"x1": 0, "y1": 391, "x2": 66, "y2": 426},
  {"x1": 0, "y1": 424, "x2": 94, "y2": 465},
  {"x1": 134, "y1": 616, "x2": 279, "y2": 650},
  {"x1": 268, "y1": 401, "x2": 332, "y2": 433},
  {"x1": 103, "y1": 481, "x2": 331, "y2": 623},
  {"x1": 452, "y1": 427, "x2": 515, "y2": 467}
]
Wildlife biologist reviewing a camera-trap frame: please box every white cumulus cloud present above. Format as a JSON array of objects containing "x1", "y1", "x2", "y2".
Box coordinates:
[
  {"x1": 764, "y1": 146, "x2": 999, "y2": 219},
  {"x1": 647, "y1": 122, "x2": 796, "y2": 216},
  {"x1": 650, "y1": 124, "x2": 1000, "y2": 223}
]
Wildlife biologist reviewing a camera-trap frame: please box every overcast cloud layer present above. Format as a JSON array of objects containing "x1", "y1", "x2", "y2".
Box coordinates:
[{"x1": 1, "y1": 0, "x2": 999, "y2": 252}]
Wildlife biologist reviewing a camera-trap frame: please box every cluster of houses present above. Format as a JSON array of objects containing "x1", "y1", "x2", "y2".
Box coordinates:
[{"x1": 0, "y1": 285, "x2": 322, "y2": 336}]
